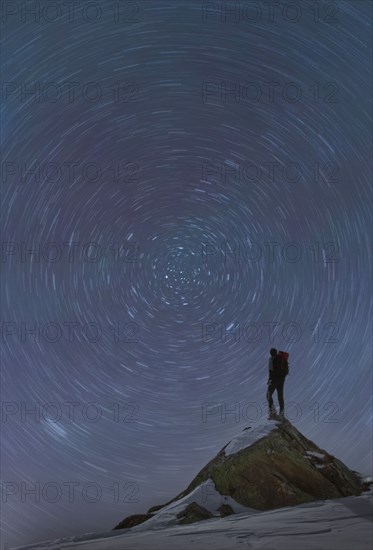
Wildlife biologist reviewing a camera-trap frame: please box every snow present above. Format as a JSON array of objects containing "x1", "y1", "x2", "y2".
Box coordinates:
[
  {"x1": 305, "y1": 451, "x2": 326, "y2": 460},
  {"x1": 223, "y1": 417, "x2": 280, "y2": 456},
  {"x1": 12, "y1": 487, "x2": 373, "y2": 550},
  {"x1": 123, "y1": 479, "x2": 257, "y2": 533}
]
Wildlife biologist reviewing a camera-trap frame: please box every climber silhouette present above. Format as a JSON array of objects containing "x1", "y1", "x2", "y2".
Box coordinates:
[{"x1": 267, "y1": 348, "x2": 288, "y2": 417}]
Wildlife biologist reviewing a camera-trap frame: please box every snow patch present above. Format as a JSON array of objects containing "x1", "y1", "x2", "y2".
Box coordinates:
[
  {"x1": 128, "y1": 479, "x2": 256, "y2": 533},
  {"x1": 224, "y1": 418, "x2": 280, "y2": 456},
  {"x1": 304, "y1": 451, "x2": 326, "y2": 460}
]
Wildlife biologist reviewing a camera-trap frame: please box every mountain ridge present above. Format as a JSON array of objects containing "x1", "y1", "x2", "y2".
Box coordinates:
[{"x1": 113, "y1": 416, "x2": 368, "y2": 531}]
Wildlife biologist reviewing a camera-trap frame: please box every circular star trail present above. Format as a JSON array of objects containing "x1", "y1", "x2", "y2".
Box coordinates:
[{"x1": 1, "y1": 1, "x2": 372, "y2": 547}]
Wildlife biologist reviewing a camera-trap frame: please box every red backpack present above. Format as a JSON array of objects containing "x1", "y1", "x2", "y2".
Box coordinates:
[{"x1": 274, "y1": 351, "x2": 289, "y2": 377}]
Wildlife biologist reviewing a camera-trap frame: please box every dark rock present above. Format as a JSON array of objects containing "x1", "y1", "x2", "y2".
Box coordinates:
[
  {"x1": 113, "y1": 513, "x2": 153, "y2": 530},
  {"x1": 176, "y1": 501, "x2": 214, "y2": 525},
  {"x1": 146, "y1": 504, "x2": 165, "y2": 514},
  {"x1": 362, "y1": 480, "x2": 373, "y2": 492},
  {"x1": 218, "y1": 503, "x2": 235, "y2": 517}
]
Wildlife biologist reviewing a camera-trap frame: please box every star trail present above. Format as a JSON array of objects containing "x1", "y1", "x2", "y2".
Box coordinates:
[{"x1": 1, "y1": 1, "x2": 372, "y2": 548}]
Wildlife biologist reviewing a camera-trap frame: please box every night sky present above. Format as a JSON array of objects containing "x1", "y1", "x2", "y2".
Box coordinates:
[{"x1": 1, "y1": 1, "x2": 372, "y2": 548}]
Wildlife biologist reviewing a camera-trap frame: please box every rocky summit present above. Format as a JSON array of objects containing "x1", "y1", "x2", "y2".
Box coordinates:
[{"x1": 113, "y1": 416, "x2": 368, "y2": 531}]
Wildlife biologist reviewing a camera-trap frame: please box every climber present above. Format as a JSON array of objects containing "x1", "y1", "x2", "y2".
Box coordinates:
[{"x1": 267, "y1": 348, "x2": 289, "y2": 418}]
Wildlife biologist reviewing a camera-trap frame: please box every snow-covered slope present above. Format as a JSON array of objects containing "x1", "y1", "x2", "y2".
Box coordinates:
[
  {"x1": 125, "y1": 478, "x2": 257, "y2": 533},
  {"x1": 12, "y1": 418, "x2": 371, "y2": 549},
  {"x1": 12, "y1": 485, "x2": 373, "y2": 550},
  {"x1": 223, "y1": 420, "x2": 279, "y2": 456}
]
